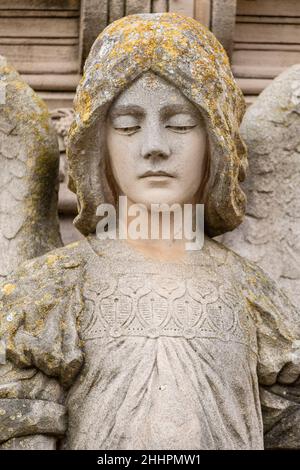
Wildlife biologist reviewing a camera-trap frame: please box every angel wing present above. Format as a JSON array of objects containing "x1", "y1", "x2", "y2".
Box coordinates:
[
  {"x1": 222, "y1": 64, "x2": 300, "y2": 309},
  {"x1": 221, "y1": 65, "x2": 300, "y2": 449},
  {"x1": 0, "y1": 56, "x2": 63, "y2": 449},
  {"x1": 0, "y1": 55, "x2": 62, "y2": 281}
]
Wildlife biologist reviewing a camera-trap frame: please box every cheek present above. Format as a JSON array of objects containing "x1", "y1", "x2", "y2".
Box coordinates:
[
  {"x1": 173, "y1": 131, "x2": 207, "y2": 181},
  {"x1": 107, "y1": 134, "x2": 138, "y2": 187},
  {"x1": 107, "y1": 132, "x2": 131, "y2": 184}
]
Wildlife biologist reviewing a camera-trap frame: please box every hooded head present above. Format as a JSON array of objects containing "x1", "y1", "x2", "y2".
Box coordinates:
[{"x1": 67, "y1": 12, "x2": 247, "y2": 237}]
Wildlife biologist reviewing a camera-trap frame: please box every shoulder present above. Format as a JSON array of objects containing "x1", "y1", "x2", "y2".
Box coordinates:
[
  {"x1": 205, "y1": 236, "x2": 269, "y2": 276},
  {"x1": 202, "y1": 235, "x2": 255, "y2": 275},
  {"x1": 203, "y1": 236, "x2": 286, "y2": 303},
  {"x1": 207, "y1": 237, "x2": 299, "y2": 326},
  {"x1": 0, "y1": 239, "x2": 89, "y2": 338},
  {"x1": 0, "y1": 241, "x2": 89, "y2": 386},
  {"x1": 1, "y1": 240, "x2": 88, "y2": 293},
  {"x1": 20, "y1": 239, "x2": 88, "y2": 273}
]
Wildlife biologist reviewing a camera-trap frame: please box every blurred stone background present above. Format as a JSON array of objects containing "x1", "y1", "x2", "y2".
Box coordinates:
[{"x1": 1, "y1": 0, "x2": 299, "y2": 244}]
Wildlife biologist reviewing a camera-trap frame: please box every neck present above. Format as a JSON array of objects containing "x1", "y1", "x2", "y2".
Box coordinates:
[{"x1": 116, "y1": 197, "x2": 201, "y2": 262}]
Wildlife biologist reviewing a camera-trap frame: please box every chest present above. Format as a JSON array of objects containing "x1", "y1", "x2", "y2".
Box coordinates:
[{"x1": 79, "y1": 263, "x2": 257, "y2": 353}]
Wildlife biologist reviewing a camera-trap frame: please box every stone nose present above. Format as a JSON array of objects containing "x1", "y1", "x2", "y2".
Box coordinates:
[{"x1": 141, "y1": 127, "x2": 171, "y2": 160}]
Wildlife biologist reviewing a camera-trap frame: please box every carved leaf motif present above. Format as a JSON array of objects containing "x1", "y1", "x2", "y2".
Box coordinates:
[
  {"x1": 138, "y1": 291, "x2": 169, "y2": 328},
  {"x1": 187, "y1": 279, "x2": 219, "y2": 305},
  {"x1": 173, "y1": 291, "x2": 204, "y2": 329}
]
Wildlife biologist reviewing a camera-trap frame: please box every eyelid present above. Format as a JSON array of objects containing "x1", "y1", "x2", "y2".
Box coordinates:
[
  {"x1": 165, "y1": 125, "x2": 198, "y2": 134},
  {"x1": 166, "y1": 125, "x2": 197, "y2": 128},
  {"x1": 165, "y1": 124, "x2": 198, "y2": 129},
  {"x1": 113, "y1": 125, "x2": 141, "y2": 135},
  {"x1": 110, "y1": 116, "x2": 140, "y2": 126},
  {"x1": 164, "y1": 113, "x2": 199, "y2": 126}
]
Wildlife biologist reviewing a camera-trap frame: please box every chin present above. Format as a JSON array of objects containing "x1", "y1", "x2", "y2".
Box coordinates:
[{"x1": 139, "y1": 193, "x2": 186, "y2": 208}]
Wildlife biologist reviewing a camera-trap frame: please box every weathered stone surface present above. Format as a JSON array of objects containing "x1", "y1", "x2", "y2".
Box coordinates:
[
  {"x1": 211, "y1": 0, "x2": 237, "y2": 59},
  {"x1": 0, "y1": 55, "x2": 63, "y2": 448},
  {"x1": 0, "y1": 56, "x2": 62, "y2": 280},
  {"x1": 79, "y1": 0, "x2": 109, "y2": 67},
  {"x1": 0, "y1": 399, "x2": 66, "y2": 442},
  {"x1": 261, "y1": 385, "x2": 300, "y2": 449},
  {"x1": 222, "y1": 65, "x2": 300, "y2": 308},
  {"x1": 0, "y1": 232, "x2": 300, "y2": 449},
  {"x1": 0, "y1": 13, "x2": 300, "y2": 451},
  {"x1": 125, "y1": 0, "x2": 151, "y2": 15},
  {"x1": 108, "y1": 0, "x2": 125, "y2": 23},
  {"x1": 59, "y1": 214, "x2": 82, "y2": 245},
  {"x1": 0, "y1": 435, "x2": 57, "y2": 450}
]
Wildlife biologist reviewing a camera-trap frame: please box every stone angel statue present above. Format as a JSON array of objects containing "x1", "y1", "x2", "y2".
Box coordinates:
[{"x1": 0, "y1": 13, "x2": 300, "y2": 450}]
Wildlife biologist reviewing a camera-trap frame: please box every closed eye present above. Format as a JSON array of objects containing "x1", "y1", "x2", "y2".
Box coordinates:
[
  {"x1": 165, "y1": 125, "x2": 197, "y2": 133},
  {"x1": 114, "y1": 126, "x2": 141, "y2": 135}
]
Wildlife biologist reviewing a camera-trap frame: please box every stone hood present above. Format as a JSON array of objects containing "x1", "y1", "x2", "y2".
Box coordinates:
[{"x1": 67, "y1": 12, "x2": 247, "y2": 237}]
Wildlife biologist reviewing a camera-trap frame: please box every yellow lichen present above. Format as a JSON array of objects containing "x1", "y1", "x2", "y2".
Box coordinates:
[
  {"x1": 46, "y1": 254, "x2": 60, "y2": 266},
  {"x1": 78, "y1": 90, "x2": 92, "y2": 123},
  {"x1": 66, "y1": 241, "x2": 80, "y2": 249},
  {"x1": 2, "y1": 284, "x2": 16, "y2": 296}
]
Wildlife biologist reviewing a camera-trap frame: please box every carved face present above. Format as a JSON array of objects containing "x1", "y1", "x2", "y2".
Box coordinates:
[{"x1": 106, "y1": 72, "x2": 207, "y2": 208}]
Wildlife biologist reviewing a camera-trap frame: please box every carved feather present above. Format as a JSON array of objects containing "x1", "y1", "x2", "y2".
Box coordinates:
[{"x1": 0, "y1": 56, "x2": 62, "y2": 280}]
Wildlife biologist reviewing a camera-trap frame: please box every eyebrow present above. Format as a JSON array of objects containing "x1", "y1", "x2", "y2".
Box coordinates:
[
  {"x1": 109, "y1": 105, "x2": 145, "y2": 119},
  {"x1": 109, "y1": 103, "x2": 200, "y2": 120},
  {"x1": 160, "y1": 104, "x2": 200, "y2": 119}
]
